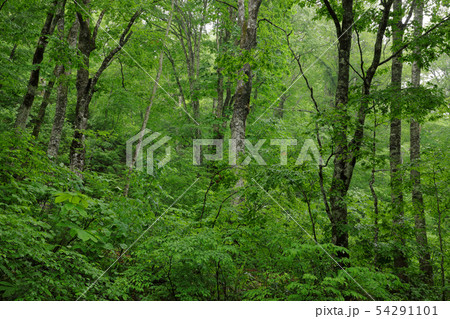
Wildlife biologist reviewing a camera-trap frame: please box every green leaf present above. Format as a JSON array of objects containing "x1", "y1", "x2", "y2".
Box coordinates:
[
  {"x1": 75, "y1": 229, "x2": 97, "y2": 242},
  {"x1": 55, "y1": 193, "x2": 72, "y2": 203}
]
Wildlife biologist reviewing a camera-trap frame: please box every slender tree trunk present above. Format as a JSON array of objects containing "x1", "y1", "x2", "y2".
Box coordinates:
[
  {"x1": 302, "y1": 191, "x2": 317, "y2": 242},
  {"x1": 174, "y1": 0, "x2": 208, "y2": 134},
  {"x1": 369, "y1": 112, "x2": 380, "y2": 268},
  {"x1": 33, "y1": 8, "x2": 71, "y2": 139},
  {"x1": 31, "y1": 74, "x2": 56, "y2": 138},
  {"x1": 229, "y1": 0, "x2": 263, "y2": 155},
  {"x1": 432, "y1": 168, "x2": 445, "y2": 300},
  {"x1": 214, "y1": 8, "x2": 233, "y2": 139},
  {"x1": 274, "y1": 93, "x2": 288, "y2": 119},
  {"x1": 410, "y1": 1, "x2": 433, "y2": 284},
  {"x1": 215, "y1": 67, "x2": 225, "y2": 138},
  {"x1": 326, "y1": 0, "x2": 354, "y2": 260},
  {"x1": 69, "y1": 2, "x2": 96, "y2": 174},
  {"x1": 14, "y1": 0, "x2": 62, "y2": 130},
  {"x1": 48, "y1": 20, "x2": 79, "y2": 158},
  {"x1": 9, "y1": 43, "x2": 17, "y2": 61},
  {"x1": 123, "y1": 1, "x2": 174, "y2": 196},
  {"x1": 215, "y1": 18, "x2": 225, "y2": 139},
  {"x1": 192, "y1": 0, "x2": 208, "y2": 124},
  {"x1": 390, "y1": 0, "x2": 408, "y2": 279}
]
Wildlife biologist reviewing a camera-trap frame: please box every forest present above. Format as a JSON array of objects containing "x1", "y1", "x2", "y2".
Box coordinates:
[{"x1": 0, "y1": 0, "x2": 449, "y2": 301}]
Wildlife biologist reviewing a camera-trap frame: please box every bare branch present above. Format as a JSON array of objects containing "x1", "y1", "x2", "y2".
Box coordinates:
[
  {"x1": 321, "y1": 0, "x2": 341, "y2": 35},
  {"x1": 355, "y1": 27, "x2": 366, "y2": 79},
  {"x1": 92, "y1": 9, "x2": 107, "y2": 41},
  {"x1": 214, "y1": 0, "x2": 237, "y2": 10},
  {"x1": 257, "y1": 18, "x2": 288, "y2": 33},
  {"x1": 90, "y1": 8, "x2": 143, "y2": 92},
  {"x1": 403, "y1": 0, "x2": 416, "y2": 28},
  {"x1": 0, "y1": 0, "x2": 8, "y2": 11}
]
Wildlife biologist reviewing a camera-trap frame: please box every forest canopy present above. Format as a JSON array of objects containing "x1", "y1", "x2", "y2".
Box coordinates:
[{"x1": 0, "y1": 0, "x2": 449, "y2": 301}]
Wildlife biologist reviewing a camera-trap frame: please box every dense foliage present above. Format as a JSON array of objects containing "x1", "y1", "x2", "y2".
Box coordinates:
[{"x1": 0, "y1": 0, "x2": 448, "y2": 300}]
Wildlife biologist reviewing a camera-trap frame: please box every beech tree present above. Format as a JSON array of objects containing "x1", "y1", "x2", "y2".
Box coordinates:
[
  {"x1": 14, "y1": 0, "x2": 65, "y2": 129},
  {"x1": 0, "y1": 0, "x2": 448, "y2": 301},
  {"x1": 69, "y1": 1, "x2": 142, "y2": 174},
  {"x1": 410, "y1": 0, "x2": 433, "y2": 284},
  {"x1": 47, "y1": 19, "x2": 79, "y2": 158},
  {"x1": 230, "y1": 0, "x2": 263, "y2": 155}
]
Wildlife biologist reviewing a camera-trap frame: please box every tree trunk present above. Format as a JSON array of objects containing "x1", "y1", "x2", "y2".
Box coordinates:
[
  {"x1": 48, "y1": 20, "x2": 79, "y2": 158},
  {"x1": 9, "y1": 43, "x2": 17, "y2": 61},
  {"x1": 31, "y1": 74, "x2": 56, "y2": 138},
  {"x1": 369, "y1": 113, "x2": 380, "y2": 268},
  {"x1": 229, "y1": 0, "x2": 262, "y2": 155},
  {"x1": 326, "y1": 0, "x2": 354, "y2": 260},
  {"x1": 273, "y1": 93, "x2": 288, "y2": 119},
  {"x1": 410, "y1": 1, "x2": 433, "y2": 284},
  {"x1": 14, "y1": 0, "x2": 62, "y2": 130},
  {"x1": 214, "y1": 8, "x2": 233, "y2": 139},
  {"x1": 432, "y1": 168, "x2": 445, "y2": 300},
  {"x1": 173, "y1": 0, "x2": 208, "y2": 134},
  {"x1": 321, "y1": 0, "x2": 392, "y2": 263},
  {"x1": 390, "y1": 0, "x2": 408, "y2": 279},
  {"x1": 69, "y1": 3, "x2": 96, "y2": 174},
  {"x1": 33, "y1": 8, "x2": 70, "y2": 140},
  {"x1": 69, "y1": 5, "x2": 141, "y2": 175},
  {"x1": 123, "y1": 1, "x2": 174, "y2": 197},
  {"x1": 215, "y1": 67, "x2": 225, "y2": 139}
]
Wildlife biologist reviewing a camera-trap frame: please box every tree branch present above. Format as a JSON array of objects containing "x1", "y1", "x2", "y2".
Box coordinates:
[
  {"x1": 257, "y1": 18, "x2": 287, "y2": 33},
  {"x1": 379, "y1": 14, "x2": 450, "y2": 67},
  {"x1": 321, "y1": 0, "x2": 341, "y2": 35},
  {"x1": 0, "y1": 0, "x2": 7, "y2": 11},
  {"x1": 90, "y1": 8, "x2": 142, "y2": 93},
  {"x1": 214, "y1": 0, "x2": 237, "y2": 10},
  {"x1": 92, "y1": 9, "x2": 107, "y2": 42},
  {"x1": 403, "y1": 0, "x2": 416, "y2": 28},
  {"x1": 355, "y1": 27, "x2": 366, "y2": 79}
]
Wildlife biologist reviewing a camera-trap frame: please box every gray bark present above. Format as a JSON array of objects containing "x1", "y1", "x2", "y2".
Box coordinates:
[
  {"x1": 214, "y1": 8, "x2": 234, "y2": 139},
  {"x1": 432, "y1": 168, "x2": 445, "y2": 300},
  {"x1": 173, "y1": 0, "x2": 208, "y2": 129},
  {"x1": 48, "y1": 20, "x2": 79, "y2": 158},
  {"x1": 69, "y1": 1, "x2": 97, "y2": 174},
  {"x1": 323, "y1": 0, "x2": 354, "y2": 259},
  {"x1": 369, "y1": 113, "x2": 380, "y2": 268},
  {"x1": 32, "y1": 6, "x2": 71, "y2": 139},
  {"x1": 273, "y1": 93, "x2": 288, "y2": 119},
  {"x1": 410, "y1": 1, "x2": 433, "y2": 284},
  {"x1": 31, "y1": 73, "x2": 56, "y2": 138},
  {"x1": 69, "y1": 5, "x2": 141, "y2": 174},
  {"x1": 230, "y1": 0, "x2": 263, "y2": 155},
  {"x1": 14, "y1": 0, "x2": 63, "y2": 130},
  {"x1": 390, "y1": 0, "x2": 408, "y2": 278},
  {"x1": 321, "y1": 0, "x2": 393, "y2": 261}
]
